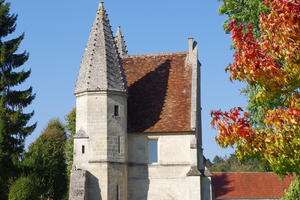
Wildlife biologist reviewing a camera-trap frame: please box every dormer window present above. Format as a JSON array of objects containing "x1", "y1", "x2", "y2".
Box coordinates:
[{"x1": 114, "y1": 105, "x2": 119, "y2": 116}]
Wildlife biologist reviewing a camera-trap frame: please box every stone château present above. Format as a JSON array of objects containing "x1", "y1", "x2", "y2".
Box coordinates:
[{"x1": 69, "y1": 2, "x2": 212, "y2": 200}]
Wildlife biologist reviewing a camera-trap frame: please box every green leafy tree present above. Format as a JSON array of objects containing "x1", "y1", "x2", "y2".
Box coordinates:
[
  {"x1": 218, "y1": 0, "x2": 277, "y2": 128},
  {"x1": 215, "y1": 0, "x2": 300, "y2": 174},
  {"x1": 65, "y1": 108, "x2": 76, "y2": 176},
  {"x1": 8, "y1": 176, "x2": 39, "y2": 200},
  {"x1": 209, "y1": 154, "x2": 268, "y2": 172},
  {"x1": 214, "y1": 0, "x2": 299, "y2": 197},
  {"x1": 22, "y1": 119, "x2": 68, "y2": 200},
  {"x1": 282, "y1": 176, "x2": 300, "y2": 200},
  {"x1": 0, "y1": 0, "x2": 36, "y2": 198},
  {"x1": 212, "y1": 155, "x2": 223, "y2": 165},
  {"x1": 218, "y1": 0, "x2": 267, "y2": 37}
]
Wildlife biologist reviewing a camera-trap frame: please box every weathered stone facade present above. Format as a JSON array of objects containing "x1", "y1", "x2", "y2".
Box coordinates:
[{"x1": 69, "y1": 2, "x2": 212, "y2": 200}]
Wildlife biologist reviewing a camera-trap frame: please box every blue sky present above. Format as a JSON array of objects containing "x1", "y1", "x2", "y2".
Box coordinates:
[{"x1": 10, "y1": 0, "x2": 247, "y2": 160}]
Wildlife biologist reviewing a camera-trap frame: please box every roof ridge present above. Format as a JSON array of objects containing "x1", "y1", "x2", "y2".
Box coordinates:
[
  {"x1": 123, "y1": 51, "x2": 188, "y2": 58},
  {"x1": 212, "y1": 172, "x2": 279, "y2": 174}
]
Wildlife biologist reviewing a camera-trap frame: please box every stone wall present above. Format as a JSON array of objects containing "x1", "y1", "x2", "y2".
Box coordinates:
[
  {"x1": 107, "y1": 94, "x2": 127, "y2": 163},
  {"x1": 128, "y1": 133, "x2": 197, "y2": 164},
  {"x1": 128, "y1": 164, "x2": 202, "y2": 200},
  {"x1": 69, "y1": 170, "x2": 88, "y2": 200},
  {"x1": 127, "y1": 132, "x2": 202, "y2": 200}
]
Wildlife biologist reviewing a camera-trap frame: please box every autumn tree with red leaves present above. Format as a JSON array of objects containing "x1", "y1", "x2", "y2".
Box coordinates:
[{"x1": 212, "y1": 0, "x2": 299, "y2": 177}]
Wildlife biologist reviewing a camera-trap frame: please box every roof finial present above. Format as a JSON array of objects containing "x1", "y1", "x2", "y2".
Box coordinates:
[
  {"x1": 98, "y1": 2, "x2": 104, "y2": 12},
  {"x1": 115, "y1": 26, "x2": 128, "y2": 57},
  {"x1": 117, "y1": 26, "x2": 121, "y2": 35}
]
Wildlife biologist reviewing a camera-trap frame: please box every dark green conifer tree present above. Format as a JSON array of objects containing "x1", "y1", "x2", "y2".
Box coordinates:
[{"x1": 0, "y1": 0, "x2": 36, "y2": 198}]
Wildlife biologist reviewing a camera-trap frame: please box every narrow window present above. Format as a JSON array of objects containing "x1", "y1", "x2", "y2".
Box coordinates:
[
  {"x1": 114, "y1": 105, "x2": 119, "y2": 116},
  {"x1": 116, "y1": 184, "x2": 120, "y2": 200},
  {"x1": 82, "y1": 145, "x2": 85, "y2": 154},
  {"x1": 117, "y1": 136, "x2": 121, "y2": 153},
  {"x1": 148, "y1": 140, "x2": 158, "y2": 163}
]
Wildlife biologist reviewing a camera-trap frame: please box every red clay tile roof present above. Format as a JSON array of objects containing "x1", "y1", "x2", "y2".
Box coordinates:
[
  {"x1": 121, "y1": 52, "x2": 193, "y2": 133},
  {"x1": 212, "y1": 172, "x2": 295, "y2": 199}
]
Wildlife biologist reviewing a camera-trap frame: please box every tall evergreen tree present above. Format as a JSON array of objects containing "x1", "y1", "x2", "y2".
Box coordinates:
[
  {"x1": 0, "y1": 0, "x2": 36, "y2": 198},
  {"x1": 208, "y1": 154, "x2": 269, "y2": 172}
]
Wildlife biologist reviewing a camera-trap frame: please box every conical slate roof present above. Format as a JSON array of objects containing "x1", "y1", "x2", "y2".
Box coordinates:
[
  {"x1": 75, "y1": 2, "x2": 127, "y2": 94},
  {"x1": 115, "y1": 26, "x2": 128, "y2": 57}
]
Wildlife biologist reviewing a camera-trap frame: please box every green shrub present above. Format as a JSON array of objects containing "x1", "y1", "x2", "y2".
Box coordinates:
[
  {"x1": 22, "y1": 119, "x2": 68, "y2": 199},
  {"x1": 282, "y1": 176, "x2": 300, "y2": 200},
  {"x1": 8, "y1": 176, "x2": 39, "y2": 200}
]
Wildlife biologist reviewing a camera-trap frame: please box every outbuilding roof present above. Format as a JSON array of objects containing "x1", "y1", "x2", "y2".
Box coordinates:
[
  {"x1": 212, "y1": 172, "x2": 295, "y2": 199},
  {"x1": 122, "y1": 52, "x2": 193, "y2": 133}
]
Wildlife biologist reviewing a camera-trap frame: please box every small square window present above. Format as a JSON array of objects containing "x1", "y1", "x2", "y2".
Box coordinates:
[
  {"x1": 148, "y1": 140, "x2": 158, "y2": 164},
  {"x1": 114, "y1": 105, "x2": 119, "y2": 116},
  {"x1": 82, "y1": 145, "x2": 85, "y2": 154}
]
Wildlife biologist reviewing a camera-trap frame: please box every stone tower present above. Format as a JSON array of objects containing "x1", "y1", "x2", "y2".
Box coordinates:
[{"x1": 70, "y1": 2, "x2": 128, "y2": 200}]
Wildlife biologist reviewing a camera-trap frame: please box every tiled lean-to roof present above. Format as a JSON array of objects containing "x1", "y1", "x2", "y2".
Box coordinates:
[
  {"x1": 75, "y1": 2, "x2": 196, "y2": 134},
  {"x1": 122, "y1": 52, "x2": 193, "y2": 133},
  {"x1": 212, "y1": 172, "x2": 296, "y2": 199}
]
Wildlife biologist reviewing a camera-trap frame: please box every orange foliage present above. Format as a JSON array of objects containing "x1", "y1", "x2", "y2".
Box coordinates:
[{"x1": 212, "y1": 0, "x2": 300, "y2": 176}]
